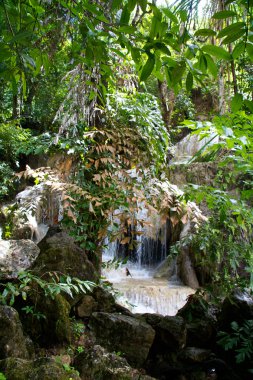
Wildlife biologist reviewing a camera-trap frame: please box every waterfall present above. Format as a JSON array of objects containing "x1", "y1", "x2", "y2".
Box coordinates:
[
  {"x1": 171, "y1": 132, "x2": 219, "y2": 164},
  {"x1": 102, "y1": 208, "x2": 195, "y2": 316}
]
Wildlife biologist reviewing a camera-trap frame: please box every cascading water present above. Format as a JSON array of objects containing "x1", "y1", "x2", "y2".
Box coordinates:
[{"x1": 102, "y1": 208, "x2": 194, "y2": 316}]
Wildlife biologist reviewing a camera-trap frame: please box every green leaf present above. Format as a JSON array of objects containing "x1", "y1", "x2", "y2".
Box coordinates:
[
  {"x1": 212, "y1": 10, "x2": 237, "y2": 19},
  {"x1": 195, "y1": 28, "x2": 216, "y2": 37},
  {"x1": 131, "y1": 46, "x2": 141, "y2": 63},
  {"x1": 138, "y1": 0, "x2": 147, "y2": 12},
  {"x1": 244, "y1": 100, "x2": 253, "y2": 113},
  {"x1": 111, "y1": 0, "x2": 122, "y2": 10},
  {"x1": 231, "y1": 93, "x2": 243, "y2": 113},
  {"x1": 161, "y1": 8, "x2": 178, "y2": 23},
  {"x1": 205, "y1": 54, "x2": 218, "y2": 77},
  {"x1": 128, "y1": 0, "x2": 137, "y2": 12},
  {"x1": 179, "y1": 9, "x2": 187, "y2": 22},
  {"x1": 171, "y1": 61, "x2": 186, "y2": 85},
  {"x1": 186, "y1": 72, "x2": 193, "y2": 92},
  {"x1": 232, "y1": 41, "x2": 246, "y2": 59},
  {"x1": 150, "y1": 14, "x2": 161, "y2": 39},
  {"x1": 140, "y1": 54, "x2": 155, "y2": 81},
  {"x1": 222, "y1": 29, "x2": 246, "y2": 44},
  {"x1": 218, "y1": 22, "x2": 246, "y2": 38},
  {"x1": 202, "y1": 45, "x2": 231, "y2": 60},
  {"x1": 246, "y1": 42, "x2": 253, "y2": 61},
  {"x1": 120, "y1": 5, "x2": 130, "y2": 25}
]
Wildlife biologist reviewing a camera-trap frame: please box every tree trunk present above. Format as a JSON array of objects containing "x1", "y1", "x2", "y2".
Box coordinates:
[{"x1": 157, "y1": 80, "x2": 175, "y2": 130}]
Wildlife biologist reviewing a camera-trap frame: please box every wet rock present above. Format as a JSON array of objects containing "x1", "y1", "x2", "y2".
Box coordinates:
[
  {"x1": 76, "y1": 295, "x2": 98, "y2": 318},
  {"x1": 89, "y1": 312, "x2": 155, "y2": 367},
  {"x1": 141, "y1": 313, "x2": 187, "y2": 351},
  {"x1": 178, "y1": 347, "x2": 212, "y2": 363},
  {"x1": 153, "y1": 255, "x2": 175, "y2": 279},
  {"x1": 219, "y1": 289, "x2": 253, "y2": 329},
  {"x1": 178, "y1": 247, "x2": 200, "y2": 289},
  {"x1": 74, "y1": 344, "x2": 156, "y2": 380},
  {"x1": 92, "y1": 286, "x2": 133, "y2": 315},
  {"x1": 0, "y1": 356, "x2": 81, "y2": 380},
  {"x1": 0, "y1": 305, "x2": 32, "y2": 359},
  {"x1": 0, "y1": 239, "x2": 40, "y2": 279},
  {"x1": 185, "y1": 320, "x2": 215, "y2": 348}
]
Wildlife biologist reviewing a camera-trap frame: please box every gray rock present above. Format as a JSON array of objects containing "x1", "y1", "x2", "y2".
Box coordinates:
[
  {"x1": 141, "y1": 313, "x2": 186, "y2": 351},
  {"x1": 74, "y1": 344, "x2": 156, "y2": 380},
  {"x1": 0, "y1": 306, "x2": 32, "y2": 359},
  {"x1": 89, "y1": 312, "x2": 155, "y2": 367},
  {"x1": 0, "y1": 239, "x2": 40, "y2": 279}
]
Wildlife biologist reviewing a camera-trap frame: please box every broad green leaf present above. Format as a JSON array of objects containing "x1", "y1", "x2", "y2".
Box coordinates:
[
  {"x1": 150, "y1": 14, "x2": 162, "y2": 39},
  {"x1": 120, "y1": 5, "x2": 130, "y2": 25},
  {"x1": 131, "y1": 46, "x2": 141, "y2": 63},
  {"x1": 128, "y1": 0, "x2": 137, "y2": 12},
  {"x1": 231, "y1": 93, "x2": 243, "y2": 113},
  {"x1": 222, "y1": 29, "x2": 246, "y2": 44},
  {"x1": 140, "y1": 54, "x2": 155, "y2": 81},
  {"x1": 138, "y1": 0, "x2": 147, "y2": 12},
  {"x1": 232, "y1": 41, "x2": 245, "y2": 59},
  {"x1": 195, "y1": 28, "x2": 216, "y2": 37},
  {"x1": 171, "y1": 62, "x2": 186, "y2": 84},
  {"x1": 111, "y1": 0, "x2": 122, "y2": 10},
  {"x1": 212, "y1": 10, "x2": 237, "y2": 19},
  {"x1": 153, "y1": 42, "x2": 171, "y2": 55},
  {"x1": 199, "y1": 54, "x2": 207, "y2": 72},
  {"x1": 163, "y1": 56, "x2": 177, "y2": 67},
  {"x1": 186, "y1": 72, "x2": 193, "y2": 92},
  {"x1": 246, "y1": 42, "x2": 253, "y2": 61},
  {"x1": 179, "y1": 10, "x2": 187, "y2": 22},
  {"x1": 118, "y1": 25, "x2": 136, "y2": 33},
  {"x1": 202, "y1": 45, "x2": 231, "y2": 60},
  {"x1": 10, "y1": 31, "x2": 33, "y2": 43},
  {"x1": 244, "y1": 100, "x2": 253, "y2": 113},
  {"x1": 161, "y1": 8, "x2": 178, "y2": 23},
  {"x1": 218, "y1": 22, "x2": 245, "y2": 38},
  {"x1": 205, "y1": 54, "x2": 218, "y2": 77}
]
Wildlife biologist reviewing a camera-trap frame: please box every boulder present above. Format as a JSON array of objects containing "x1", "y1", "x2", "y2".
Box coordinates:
[
  {"x1": 219, "y1": 289, "x2": 253, "y2": 330},
  {"x1": 89, "y1": 312, "x2": 155, "y2": 367},
  {"x1": 76, "y1": 295, "x2": 98, "y2": 318},
  {"x1": 21, "y1": 294, "x2": 72, "y2": 345},
  {"x1": 140, "y1": 314, "x2": 186, "y2": 353},
  {"x1": 0, "y1": 239, "x2": 40, "y2": 279},
  {"x1": 0, "y1": 306, "x2": 32, "y2": 359},
  {"x1": 0, "y1": 357, "x2": 81, "y2": 380},
  {"x1": 74, "y1": 345, "x2": 156, "y2": 380},
  {"x1": 178, "y1": 347, "x2": 212, "y2": 363},
  {"x1": 32, "y1": 231, "x2": 98, "y2": 305}
]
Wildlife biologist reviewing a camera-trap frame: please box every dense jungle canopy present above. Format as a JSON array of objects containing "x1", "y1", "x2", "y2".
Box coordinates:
[
  {"x1": 1, "y1": 0, "x2": 253, "y2": 283},
  {"x1": 1, "y1": 0, "x2": 253, "y2": 378}
]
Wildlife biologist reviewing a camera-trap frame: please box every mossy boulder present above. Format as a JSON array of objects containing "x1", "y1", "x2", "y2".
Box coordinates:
[
  {"x1": 0, "y1": 305, "x2": 33, "y2": 360},
  {"x1": 21, "y1": 294, "x2": 72, "y2": 345},
  {"x1": 0, "y1": 357, "x2": 81, "y2": 380},
  {"x1": 32, "y1": 231, "x2": 98, "y2": 304},
  {"x1": 74, "y1": 345, "x2": 156, "y2": 380}
]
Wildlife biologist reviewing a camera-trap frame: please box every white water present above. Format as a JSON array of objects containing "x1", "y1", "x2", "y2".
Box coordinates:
[
  {"x1": 102, "y1": 247, "x2": 194, "y2": 316},
  {"x1": 171, "y1": 132, "x2": 219, "y2": 164}
]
